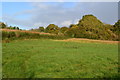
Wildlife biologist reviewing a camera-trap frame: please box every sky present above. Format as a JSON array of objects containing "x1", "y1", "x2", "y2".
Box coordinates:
[
  {"x1": 1, "y1": 0, "x2": 120, "y2": 2},
  {"x1": 1, "y1": 2, "x2": 118, "y2": 30}
]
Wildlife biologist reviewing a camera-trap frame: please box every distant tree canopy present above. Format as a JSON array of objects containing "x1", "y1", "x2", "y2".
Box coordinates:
[
  {"x1": 0, "y1": 22, "x2": 20, "y2": 30},
  {"x1": 65, "y1": 27, "x2": 81, "y2": 37},
  {"x1": 113, "y1": 20, "x2": 120, "y2": 35},
  {"x1": 1, "y1": 14, "x2": 119, "y2": 41},
  {"x1": 39, "y1": 27, "x2": 44, "y2": 32},
  {"x1": 69, "y1": 24, "x2": 78, "y2": 29},
  {"x1": 0, "y1": 22, "x2": 6, "y2": 28},
  {"x1": 77, "y1": 15, "x2": 103, "y2": 28},
  {"x1": 60, "y1": 27, "x2": 68, "y2": 33},
  {"x1": 45, "y1": 24, "x2": 60, "y2": 34},
  {"x1": 73, "y1": 15, "x2": 117, "y2": 40}
]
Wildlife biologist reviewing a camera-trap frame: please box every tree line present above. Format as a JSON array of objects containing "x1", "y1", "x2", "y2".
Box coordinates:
[
  {"x1": 30, "y1": 15, "x2": 119, "y2": 41},
  {"x1": 0, "y1": 22, "x2": 20, "y2": 30},
  {"x1": 1, "y1": 14, "x2": 120, "y2": 41}
]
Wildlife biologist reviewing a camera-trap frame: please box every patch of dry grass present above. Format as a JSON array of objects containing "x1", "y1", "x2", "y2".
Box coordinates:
[{"x1": 54, "y1": 38, "x2": 118, "y2": 44}]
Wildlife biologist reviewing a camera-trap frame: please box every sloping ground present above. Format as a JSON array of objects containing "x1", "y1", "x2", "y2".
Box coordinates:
[
  {"x1": 54, "y1": 38, "x2": 118, "y2": 44},
  {"x1": 0, "y1": 29, "x2": 54, "y2": 35}
]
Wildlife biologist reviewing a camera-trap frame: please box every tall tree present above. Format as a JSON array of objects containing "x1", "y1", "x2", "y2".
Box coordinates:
[
  {"x1": 46, "y1": 24, "x2": 60, "y2": 34},
  {"x1": 39, "y1": 27, "x2": 44, "y2": 32},
  {"x1": 113, "y1": 20, "x2": 120, "y2": 35},
  {"x1": 0, "y1": 22, "x2": 6, "y2": 28},
  {"x1": 60, "y1": 26, "x2": 68, "y2": 33}
]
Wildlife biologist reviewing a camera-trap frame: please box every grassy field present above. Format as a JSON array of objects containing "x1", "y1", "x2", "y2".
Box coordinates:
[{"x1": 2, "y1": 39, "x2": 118, "y2": 78}]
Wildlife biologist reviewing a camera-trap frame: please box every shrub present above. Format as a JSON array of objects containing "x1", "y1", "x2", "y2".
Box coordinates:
[
  {"x1": 45, "y1": 24, "x2": 60, "y2": 34},
  {"x1": 2, "y1": 30, "x2": 68, "y2": 42},
  {"x1": 60, "y1": 27, "x2": 68, "y2": 34},
  {"x1": 0, "y1": 22, "x2": 6, "y2": 29},
  {"x1": 39, "y1": 27, "x2": 44, "y2": 32}
]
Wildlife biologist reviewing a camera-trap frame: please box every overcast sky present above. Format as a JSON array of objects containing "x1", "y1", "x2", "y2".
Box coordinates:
[{"x1": 1, "y1": 2, "x2": 118, "y2": 30}]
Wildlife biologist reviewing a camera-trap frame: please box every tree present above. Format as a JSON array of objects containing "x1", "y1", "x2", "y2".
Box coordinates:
[
  {"x1": 60, "y1": 26, "x2": 68, "y2": 33},
  {"x1": 9, "y1": 26, "x2": 15, "y2": 29},
  {"x1": 45, "y1": 24, "x2": 60, "y2": 34},
  {"x1": 70, "y1": 25, "x2": 78, "y2": 29},
  {"x1": 69, "y1": 24, "x2": 77, "y2": 28},
  {"x1": 13, "y1": 27, "x2": 16, "y2": 29},
  {"x1": 113, "y1": 20, "x2": 120, "y2": 35},
  {"x1": 75, "y1": 14, "x2": 117, "y2": 40},
  {"x1": 9, "y1": 26, "x2": 12, "y2": 29},
  {"x1": 65, "y1": 27, "x2": 82, "y2": 38},
  {"x1": 16, "y1": 27, "x2": 19, "y2": 30},
  {"x1": 0, "y1": 22, "x2": 6, "y2": 28},
  {"x1": 39, "y1": 27, "x2": 44, "y2": 32}
]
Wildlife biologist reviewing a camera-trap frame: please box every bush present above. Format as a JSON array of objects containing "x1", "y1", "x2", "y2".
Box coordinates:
[
  {"x1": 0, "y1": 22, "x2": 6, "y2": 29},
  {"x1": 2, "y1": 31, "x2": 68, "y2": 42},
  {"x1": 60, "y1": 27, "x2": 68, "y2": 34},
  {"x1": 39, "y1": 27, "x2": 44, "y2": 32},
  {"x1": 1, "y1": 14, "x2": 119, "y2": 41},
  {"x1": 45, "y1": 24, "x2": 60, "y2": 34}
]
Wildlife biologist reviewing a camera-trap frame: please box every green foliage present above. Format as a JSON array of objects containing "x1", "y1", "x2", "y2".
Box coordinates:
[
  {"x1": 0, "y1": 22, "x2": 20, "y2": 30},
  {"x1": 113, "y1": 20, "x2": 120, "y2": 35},
  {"x1": 2, "y1": 31, "x2": 16, "y2": 40},
  {"x1": 1, "y1": 14, "x2": 119, "y2": 41},
  {"x1": 69, "y1": 24, "x2": 73, "y2": 28},
  {"x1": 39, "y1": 27, "x2": 44, "y2": 32},
  {"x1": 74, "y1": 14, "x2": 118, "y2": 40},
  {"x1": 45, "y1": 24, "x2": 60, "y2": 34},
  {"x1": 65, "y1": 27, "x2": 80, "y2": 37},
  {"x1": 60, "y1": 27, "x2": 68, "y2": 33},
  {"x1": 16, "y1": 27, "x2": 19, "y2": 30},
  {"x1": 77, "y1": 15, "x2": 103, "y2": 28},
  {"x1": 69, "y1": 24, "x2": 78, "y2": 29},
  {"x1": 11, "y1": 26, "x2": 19, "y2": 30},
  {"x1": 9, "y1": 26, "x2": 14, "y2": 29},
  {"x1": 30, "y1": 29, "x2": 40, "y2": 32},
  {"x1": 2, "y1": 39, "x2": 118, "y2": 78},
  {"x1": 2, "y1": 31, "x2": 68, "y2": 41},
  {"x1": 0, "y1": 22, "x2": 6, "y2": 28}
]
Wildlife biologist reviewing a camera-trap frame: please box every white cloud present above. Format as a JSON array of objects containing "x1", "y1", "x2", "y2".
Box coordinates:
[
  {"x1": 61, "y1": 20, "x2": 72, "y2": 26},
  {"x1": 73, "y1": 19, "x2": 80, "y2": 24},
  {"x1": 2, "y1": 2, "x2": 118, "y2": 29}
]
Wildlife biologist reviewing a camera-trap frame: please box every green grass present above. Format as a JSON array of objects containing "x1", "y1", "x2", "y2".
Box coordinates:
[{"x1": 2, "y1": 39, "x2": 118, "y2": 78}]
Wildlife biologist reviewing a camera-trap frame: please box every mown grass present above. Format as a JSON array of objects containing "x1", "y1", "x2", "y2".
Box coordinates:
[{"x1": 2, "y1": 39, "x2": 119, "y2": 78}]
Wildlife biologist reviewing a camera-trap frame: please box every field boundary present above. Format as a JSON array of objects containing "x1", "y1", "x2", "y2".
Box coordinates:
[
  {"x1": 0, "y1": 29, "x2": 55, "y2": 35},
  {"x1": 1, "y1": 29, "x2": 119, "y2": 44}
]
